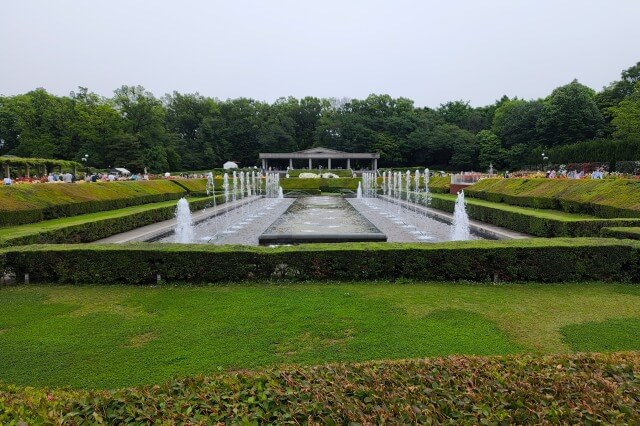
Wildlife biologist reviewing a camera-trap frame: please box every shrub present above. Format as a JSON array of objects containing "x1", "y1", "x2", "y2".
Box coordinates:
[
  {"x1": 1, "y1": 238, "x2": 638, "y2": 284},
  {"x1": 466, "y1": 178, "x2": 640, "y2": 218},
  {"x1": 0, "y1": 352, "x2": 638, "y2": 424},
  {"x1": 0, "y1": 181, "x2": 187, "y2": 226}
]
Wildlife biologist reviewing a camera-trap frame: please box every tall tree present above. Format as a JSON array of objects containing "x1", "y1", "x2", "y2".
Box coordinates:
[{"x1": 537, "y1": 80, "x2": 604, "y2": 146}]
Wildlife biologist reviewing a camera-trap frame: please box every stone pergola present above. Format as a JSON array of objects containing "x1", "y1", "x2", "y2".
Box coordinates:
[{"x1": 259, "y1": 147, "x2": 380, "y2": 171}]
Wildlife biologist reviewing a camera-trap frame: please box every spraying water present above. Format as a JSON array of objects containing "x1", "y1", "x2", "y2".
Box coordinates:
[
  {"x1": 451, "y1": 190, "x2": 471, "y2": 241},
  {"x1": 356, "y1": 182, "x2": 362, "y2": 198},
  {"x1": 174, "y1": 198, "x2": 194, "y2": 243},
  {"x1": 424, "y1": 168, "x2": 431, "y2": 206},
  {"x1": 278, "y1": 186, "x2": 284, "y2": 199}
]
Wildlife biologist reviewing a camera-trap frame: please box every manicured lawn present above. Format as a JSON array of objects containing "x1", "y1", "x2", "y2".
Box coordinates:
[{"x1": 0, "y1": 282, "x2": 639, "y2": 389}]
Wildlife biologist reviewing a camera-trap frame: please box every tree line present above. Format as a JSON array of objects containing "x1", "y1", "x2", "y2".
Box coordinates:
[{"x1": 0, "y1": 62, "x2": 638, "y2": 172}]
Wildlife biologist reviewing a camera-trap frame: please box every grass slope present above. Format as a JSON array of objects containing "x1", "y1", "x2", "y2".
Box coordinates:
[
  {"x1": 466, "y1": 178, "x2": 640, "y2": 217},
  {"x1": 0, "y1": 282, "x2": 639, "y2": 389}
]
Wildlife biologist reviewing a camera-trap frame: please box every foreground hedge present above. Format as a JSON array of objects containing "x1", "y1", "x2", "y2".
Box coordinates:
[
  {"x1": 1, "y1": 238, "x2": 639, "y2": 284},
  {"x1": 428, "y1": 193, "x2": 640, "y2": 237},
  {"x1": 0, "y1": 352, "x2": 637, "y2": 424},
  {"x1": 0, "y1": 180, "x2": 187, "y2": 226},
  {"x1": 466, "y1": 178, "x2": 640, "y2": 218},
  {"x1": 0, "y1": 196, "x2": 220, "y2": 248}
]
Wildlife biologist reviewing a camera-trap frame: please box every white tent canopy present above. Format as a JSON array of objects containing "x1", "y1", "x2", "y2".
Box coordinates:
[
  {"x1": 223, "y1": 161, "x2": 238, "y2": 170},
  {"x1": 113, "y1": 167, "x2": 131, "y2": 175}
]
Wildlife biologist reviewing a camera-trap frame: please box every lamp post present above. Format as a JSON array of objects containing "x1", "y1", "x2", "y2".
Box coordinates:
[
  {"x1": 81, "y1": 154, "x2": 89, "y2": 175},
  {"x1": 541, "y1": 152, "x2": 548, "y2": 170}
]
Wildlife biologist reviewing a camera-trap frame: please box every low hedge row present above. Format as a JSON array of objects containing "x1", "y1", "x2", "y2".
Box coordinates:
[
  {"x1": 1, "y1": 352, "x2": 638, "y2": 424},
  {"x1": 1, "y1": 238, "x2": 638, "y2": 284},
  {"x1": 427, "y1": 175, "x2": 450, "y2": 193},
  {"x1": 0, "y1": 181, "x2": 187, "y2": 226},
  {"x1": 288, "y1": 169, "x2": 354, "y2": 177},
  {"x1": 466, "y1": 178, "x2": 640, "y2": 218},
  {"x1": 427, "y1": 193, "x2": 640, "y2": 237},
  {"x1": 280, "y1": 177, "x2": 360, "y2": 192},
  {"x1": 0, "y1": 196, "x2": 220, "y2": 248},
  {"x1": 601, "y1": 227, "x2": 640, "y2": 240}
]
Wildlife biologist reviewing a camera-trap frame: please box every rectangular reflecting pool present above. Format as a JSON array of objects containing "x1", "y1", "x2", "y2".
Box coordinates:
[{"x1": 259, "y1": 196, "x2": 387, "y2": 244}]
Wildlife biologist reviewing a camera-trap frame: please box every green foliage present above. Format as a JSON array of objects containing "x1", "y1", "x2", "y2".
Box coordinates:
[
  {"x1": 1, "y1": 238, "x2": 639, "y2": 284},
  {"x1": 0, "y1": 180, "x2": 187, "y2": 226},
  {"x1": 0, "y1": 351, "x2": 637, "y2": 423},
  {"x1": 548, "y1": 138, "x2": 640, "y2": 164},
  {"x1": 492, "y1": 99, "x2": 543, "y2": 148},
  {"x1": 610, "y1": 83, "x2": 640, "y2": 143},
  {"x1": 537, "y1": 80, "x2": 604, "y2": 146},
  {"x1": 466, "y1": 178, "x2": 640, "y2": 218},
  {"x1": 280, "y1": 177, "x2": 360, "y2": 192}
]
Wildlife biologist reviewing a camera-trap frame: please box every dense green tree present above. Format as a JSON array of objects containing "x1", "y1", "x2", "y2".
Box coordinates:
[
  {"x1": 492, "y1": 99, "x2": 543, "y2": 148},
  {"x1": 610, "y1": 83, "x2": 640, "y2": 143},
  {"x1": 537, "y1": 80, "x2": 604, "y2": 146},
  {"x1": 476, "y1": 130, "x2": 506, "y2": 170},
  {"x1": 595, "y1": 62, "x2": 640, "y2": 136}
]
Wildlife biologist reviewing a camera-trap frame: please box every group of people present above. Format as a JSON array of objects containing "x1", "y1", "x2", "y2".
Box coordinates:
[{"x1": 543, "y1": 168, "x2": 606, "y2": 179}]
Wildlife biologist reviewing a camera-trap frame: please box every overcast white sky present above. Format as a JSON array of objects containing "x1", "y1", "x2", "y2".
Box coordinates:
[{"x1": 1, "y1": 0, "x2": 639, "y2": 107}]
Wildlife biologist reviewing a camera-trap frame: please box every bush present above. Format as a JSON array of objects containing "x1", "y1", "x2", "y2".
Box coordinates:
[
  {"x1": 465, "y1": 178, "x2": 640, "y2": 218},
  {"x1": 0, "y1": 181, "x2": 187, "y2": 226},
  {"x1": 1, "y1": 238, "x2": 638, "y2": 284},
  {"x1": 0, "y1": 352, "x2": 638, "y2": 424},
  {"x1": 428, "y1": 194, "x2": 640, "y2": 237},
  {"x1": 601, "y1": 227, "x2": 640, "y2": 240}
]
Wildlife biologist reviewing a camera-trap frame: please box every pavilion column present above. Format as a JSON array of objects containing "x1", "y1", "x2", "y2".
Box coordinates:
[
  {"x1": 26, "y1": 165, "x2": 30, "y2": 178},
  {"x1": 262, "y1": 159, "x2": 266, "y2": 170},
  {"x1": 328, "y1": 158, "x2": 331, "y2": 169},
  {"x1": 289, "y1": 158, "x2": 293, "y2": 169},
  {"x1": 347, "y1": 158, "x2": 350, "y2": 169},
  {"x1": 308, "y1": 158, "x2": 312, "y2": 169},
  {"x1": 373, "y1": 158, "x2": 378, "y2": 171}
]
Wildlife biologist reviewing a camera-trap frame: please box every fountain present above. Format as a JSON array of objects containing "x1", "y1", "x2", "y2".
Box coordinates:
[
  {"x1": 206, "y1": 172, "x2": 215, "y2": 196},
  {"x1": 356, "y1": 182, "x2": 362, "y2": 198},
  {"x1": 451, "y1": 190, "x2": 470, "y2": 241},
  {"x1": 278, "y1": 186, "x2": 284, "y2": 199},
  {"x1": 174, "y1": 198, "x2": 194, "y2": 243}
]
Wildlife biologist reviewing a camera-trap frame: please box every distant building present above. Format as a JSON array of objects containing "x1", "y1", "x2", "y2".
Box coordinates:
[{"x1": 223, "y1": 161, "x2": 239, "y2": 170}]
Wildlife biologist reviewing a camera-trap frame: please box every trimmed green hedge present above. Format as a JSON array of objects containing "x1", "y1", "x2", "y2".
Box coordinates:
[
  {"x1": 0, "y1": 181, "x2": 187, "y2": 226},
  {"x1": 0, "y1": 196, "x2": 220, "y2": 247},
  {"x1": 601, "y1": 227, "x2": 640, "y2": 240},
  {"x1": 466, "y1": 178, "x2": 640, "y2": 218},
  {"x1": 288, "y1": 169, "x2": 354, "y2": 177},
  {"x1": 1, "y1": 238, "x2": 639, "y2": 284},
  {"x1": 281, "y1": 177, "x2": 360, "y2": 192},
  {"x1": 428, "y1": 193, "x2": 640, "y2": 237},
  {"x1": 427, "y1": 175, "x2": 450, "y2": 193},
  {"x1": 1, "y1": 352, "x2": 638, "y2": 424}
]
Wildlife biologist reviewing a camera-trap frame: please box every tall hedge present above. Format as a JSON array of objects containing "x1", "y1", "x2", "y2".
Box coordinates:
[
  {"x1": 465, "y1": 178, "x2": 640, "y2": 218},
  {"x1": 1, "y1": 238, "x2": 638, "y2": 284},
  {"x1": 0, "y1": 181, "x2": 187, "y2": 226}
]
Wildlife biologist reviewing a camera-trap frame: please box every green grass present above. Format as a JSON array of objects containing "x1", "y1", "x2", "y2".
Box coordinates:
[
  {"x1": 561, "y1": 318, "x2": 640, "y2": 352},
  {"x1": 1, "y1": 282, "x2": 639, "y2": 389}
]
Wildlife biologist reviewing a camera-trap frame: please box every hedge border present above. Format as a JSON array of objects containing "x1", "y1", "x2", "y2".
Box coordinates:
[
  {"x1": 426, "y1": 193, "x2": 640, "y2": 237},
  {"x1": 1, "y1": 238, "x2": 638, "y2": 284},
  {"x1": 0, "y1": 196, "x2": 221, "y2": 248},
  {"x1": 466, "y1": 178, "x2": 640, "y2": 219},
  {"x1": 1, "y1": 352, "x2": 637, "y2": 424}
]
